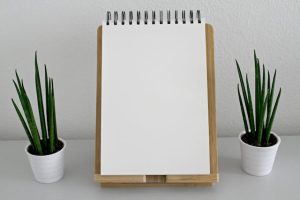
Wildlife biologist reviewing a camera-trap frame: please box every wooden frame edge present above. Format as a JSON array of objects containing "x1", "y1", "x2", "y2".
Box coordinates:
[
  {"x1": 205, "y1": 24, "x2": 219, "y2": 180},
  {"x1": 100, "y1": 183, "x2": 213, "y2": 187},
  {"x1": 95, "y1": 25, "x2": 102, "y2": 175}
]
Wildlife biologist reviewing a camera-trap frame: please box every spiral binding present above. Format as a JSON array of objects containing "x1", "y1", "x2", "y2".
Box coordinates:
[
  {"x1": 152, "y1": 11, "x2": 155, "y2": 24},
  {"x1": 106, "y1": 10, "x2": 201, "y2": 25}
]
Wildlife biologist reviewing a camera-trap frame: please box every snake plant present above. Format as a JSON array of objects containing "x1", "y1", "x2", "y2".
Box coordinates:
[
  {"x1": 12, "y1": 52, "x2": 59, "y2": 155},
  {"x1": 236, "y1": 51, "x2": 281, "y2": 147}
]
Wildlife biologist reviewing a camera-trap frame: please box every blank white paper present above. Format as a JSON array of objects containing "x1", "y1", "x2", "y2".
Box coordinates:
[{"x1": 101, "y1": 21, "x2": 210, "y2": 175}]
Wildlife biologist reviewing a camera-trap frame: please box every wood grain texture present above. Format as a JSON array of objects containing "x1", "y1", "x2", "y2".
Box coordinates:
[
  {"x1": 166, "y1": 173, "x2": 218, "y2": 183},
  {"x1": 205, "y1": 24, "x2": 219, "y2": 176},
  {"x1": 94, "y1": 24, "x2": 218, "y2": 186},
  {"x1": 100, "y1": 183, "x2": 212, "y2": 187},
  {"x1": 95, "y1": 175, "x2": 146, "y2": 183},
  {"x1": 146, "y1": 175, "x2": 166, "y2": 184},
  {"x1": 95, "y1": 26, "x2": 102, "y2": 175}
]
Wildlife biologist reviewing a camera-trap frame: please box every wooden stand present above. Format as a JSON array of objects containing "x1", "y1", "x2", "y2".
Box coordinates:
[{"x1": 94, "y1": 24, "x2": 218, "y2": 187}]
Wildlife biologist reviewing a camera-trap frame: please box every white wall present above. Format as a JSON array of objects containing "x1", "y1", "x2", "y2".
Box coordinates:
[{"x1": 1, "y1": 0, "x2": 299, "y2": 140}]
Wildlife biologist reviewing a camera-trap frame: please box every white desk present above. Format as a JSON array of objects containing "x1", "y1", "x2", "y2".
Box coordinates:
[{"x1": 0, "y1": 136, "x2": 299, "y2": 200}]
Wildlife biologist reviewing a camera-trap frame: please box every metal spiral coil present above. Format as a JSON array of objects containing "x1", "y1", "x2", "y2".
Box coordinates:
[{"x1": 106, "y1": 10, "x2": 201, "y2": 25}]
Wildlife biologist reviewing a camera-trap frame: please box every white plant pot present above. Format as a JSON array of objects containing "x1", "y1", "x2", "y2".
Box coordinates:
[
  {"x1": 25, "y1": 139, "x2": 66, "y2": 183},
  {"x1": 239, "y1": 132, "x2": 281, "y2": 176}
]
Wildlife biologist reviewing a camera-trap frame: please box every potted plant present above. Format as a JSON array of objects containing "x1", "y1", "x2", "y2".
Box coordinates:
[
  {"x1": 236, "y1": 51, "x2": 282, "y2": 176},
  {"x1": 11, "y1": 52, "x2": 65, "y2": 183}
]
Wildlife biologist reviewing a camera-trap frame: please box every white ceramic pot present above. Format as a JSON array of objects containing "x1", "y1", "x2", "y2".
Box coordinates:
[
  {"x1": 25, "y1": 139, "x2": 66, "y2": 183},
  {"x1": 239, "y1": 132, "x2": 281, "y2": 176}
]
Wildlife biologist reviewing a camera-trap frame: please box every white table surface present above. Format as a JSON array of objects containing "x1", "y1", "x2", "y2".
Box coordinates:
[{"x1": 0, "y1": 136, "x2": 299, "y2": 200}]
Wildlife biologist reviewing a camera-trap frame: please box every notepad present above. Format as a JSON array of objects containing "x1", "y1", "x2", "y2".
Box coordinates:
[{"x1": 101, "y1": 17, "x2": 210, "y2": 175}]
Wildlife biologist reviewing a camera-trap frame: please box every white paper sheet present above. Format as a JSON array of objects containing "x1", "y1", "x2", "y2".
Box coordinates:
[{"x1": 101, "y1": 21, "x2": 210, "y2": 175}]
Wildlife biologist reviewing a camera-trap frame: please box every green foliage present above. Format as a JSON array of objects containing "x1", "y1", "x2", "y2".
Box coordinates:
[
  {"x1": 236, "y1": 51, "x2": 282, "y2": 146},
  {"x1": 12, "y1": 52, "x2": 59, "y2": 155}
]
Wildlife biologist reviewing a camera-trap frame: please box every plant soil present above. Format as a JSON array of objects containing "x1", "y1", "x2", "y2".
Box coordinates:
[
  {"x1": 241, "y1": 133, "x2": 278, "y2": 147},
  {"x1": 27, "y1": 140, "x2": 64, "y2": 156}
]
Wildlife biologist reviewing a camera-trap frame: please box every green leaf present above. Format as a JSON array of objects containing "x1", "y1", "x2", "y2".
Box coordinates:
[
  {"x1": 266, "y1": 71, "x2": 271, "y2": 128},
  {"x1": 35, "y1": 52, "x2": 48, "y2": 149},
  {"x1": 236, "y1": 60, "x2": 248, "y2": 103},
  {"x1": 45, "y1": 65, "x2": 50, "y2": 136},
  {"x1": 261, "y1": 65, "x2": 266, "y2": 104},
  {"x1": 15, "y1": 70, "x2": 22, "y2": 90},
  {"x1": 267, "y1": 70, "x2": 277, "y2": 126},
  {"x1": 245, "y1": 75, "x2": 255, "y2": 135},
  {"x1": 257, "y1": 93, "x2": 269, "y2": 146},
  {"x1": 265, "y1": 88, "x2": 281, "y2": 144},
  {"x1": 237, "y1": 84, "x2": 249, "y2": 133},
  {"x1": 23, "y1": 91, "x2": 43, "y2": 155},
  {"x1": 13, "y1": 72, "x2": 43, "y2": 155},
  {"x1": 12, "y1": 99, "x2": 35, "y2": 149},
  {"x1": 13, "y1": 80, "x2": 21, "y2": 96},
  {"x1": 48, "y1": 79, "x2": 55, "y2": 153},
  {"x1": 254, "y1": 51, "x2": 260, "y2": 136},
  {"x1": 257, "y1": 58, "x2": 261, "y2": 95},
  {"x1": 51, "y1": 79, "x2": 58, "y2": 147},
  {"x1": 21, "y1": 81, "x2": 43, "y2": 154},
  {"x1": 236, "y1": 60, "x2": 252, "y2": 130},
  {"x1": 238, "y1": 85, "x2": 249, "y2": 134}
]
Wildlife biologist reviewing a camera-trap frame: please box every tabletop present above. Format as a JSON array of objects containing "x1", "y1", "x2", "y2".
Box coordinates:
[{"x1": 0, "y1": 136, "x2": 299, "y2": 200}]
